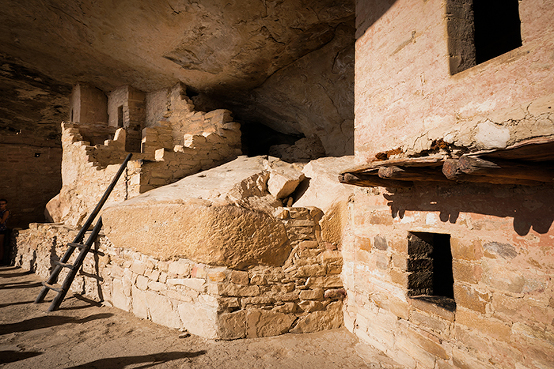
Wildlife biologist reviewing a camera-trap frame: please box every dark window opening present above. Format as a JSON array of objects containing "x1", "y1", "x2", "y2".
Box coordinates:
[
  {"x1": 447, "y1": 0, "x2": 522, "y2": 74},
  {"x1": 474, "y1": 0, "x2": 522, "y2": 64},
  {"x1": 117, "y1": 105, "x2": 124, "y2": 127},
  {"x1": 70, "y1": 109, "x2": 74, "y2": 123},
  {"x1": 407, "y1": 232, "x2": 455, "y2": 310}
]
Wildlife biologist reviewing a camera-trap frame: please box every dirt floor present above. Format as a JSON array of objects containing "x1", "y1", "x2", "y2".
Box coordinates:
[{"x1": 0, "y1": 266, "x2": 403, "y2": 369}]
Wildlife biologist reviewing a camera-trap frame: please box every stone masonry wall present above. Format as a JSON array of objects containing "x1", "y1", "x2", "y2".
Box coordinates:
[
  {"x1": 342, "y1": 184, "x2": 554, "y2": 369},
  {"x1": 15, "y1": 206, "x2": 345, "y2": 340},
  {"x1": 47, "y1": 102, "x2": 242, "y2": 225},
  {"x1": 69, "y1": 83, "x2": 108, "y2": 125},
  {"x1": 355, "y1": 0, "x2": 554, "y2": 162},
  {"x1": 0, "y1": 138, "x2": 62, "y2": 228}
]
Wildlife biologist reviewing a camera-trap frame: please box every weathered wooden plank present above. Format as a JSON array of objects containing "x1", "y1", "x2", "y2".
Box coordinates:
[
  {"x1": 338, "y1": 172, "x2": 414, "y2": 188},
  {"x1": 378, "y1": 166, "x2": 450, "y2": 182}
]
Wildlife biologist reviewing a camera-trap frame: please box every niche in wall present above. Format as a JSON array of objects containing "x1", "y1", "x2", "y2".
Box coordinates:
[{"x1": 407, "y1": 232, "x2": 455, "y2": 310}]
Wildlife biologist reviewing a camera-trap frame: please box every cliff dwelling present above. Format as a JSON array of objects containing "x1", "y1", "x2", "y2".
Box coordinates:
[{"x1": 1, "y1": 0, "x2": 553, "y2": 368}]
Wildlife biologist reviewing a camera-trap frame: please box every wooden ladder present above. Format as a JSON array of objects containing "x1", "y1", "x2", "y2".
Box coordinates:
[{"x1": 35, "y1": 153, "x2": 132, "y2": 312}]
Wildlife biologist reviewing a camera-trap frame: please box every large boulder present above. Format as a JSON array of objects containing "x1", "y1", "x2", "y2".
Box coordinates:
[{"x1": 103, "y1": 156, "x2": 295, "y2": 269}]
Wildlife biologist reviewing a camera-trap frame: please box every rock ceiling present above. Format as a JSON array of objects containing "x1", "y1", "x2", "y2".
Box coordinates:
[{"x1": 0, "y1": 0, "x2": 355, "y2": 156}]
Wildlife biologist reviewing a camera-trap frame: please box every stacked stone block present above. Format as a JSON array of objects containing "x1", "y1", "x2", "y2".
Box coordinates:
[
  {"x1": 53, "y1": 105, "x2": 242, "y2": 225},
  {"x1": 15, "y1": 205, "x2": 345, "y2": 340}
]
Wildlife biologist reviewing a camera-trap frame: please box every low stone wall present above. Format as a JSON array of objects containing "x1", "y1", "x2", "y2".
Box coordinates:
[{"x1": 15, "y1": 206, "x2": 345, "y2": 340}]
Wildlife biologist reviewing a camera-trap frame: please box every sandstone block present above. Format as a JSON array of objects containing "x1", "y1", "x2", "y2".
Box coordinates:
[
  {"x1": 299, "y1": 288, "x2": 324, "y2": 300},
  {"x1": 246, "y1": 309, "x2": 296, "y2": 338},
  {"x1": 453, "y1": 283, "x2": 490, "y2": 313},
  {"x1": 230, "y1": 270, "x2": 249, "y2": 285},
  {"x1": 130, "y1": 260, "x2": 147, "y2": 275},
  {"x1": 456, "y1": 307, "x2": 511, "y2": 342},
  {"x1": 395, "y1": 333, "x2": 437, "y2": 369},
  {"x1": 241, "y1": 296, "x2": 275, "y2": 307},
  {"x1": 452, "y1": 260, "x2": 481, "y2": 284},
  {"x1": 410, "y1": 297, "x2": 455, "y2": 321},
  {"x1": 190, "y1": 265, "x2": 206, "y2": 279},
  {"x1": 483, "y1": 241, "x2": 518, "y2": 260},
  {"x1": 164, "y1": 289, "x2": 193, "y2": 302},
  {"x1": 112, "y1": 279, "x2": 131, "y2": 312},
  {"x1": 147, "y1": 281, "x2": 166, "y2": 292},
  {"x1": 267, "y1": 163, "x2": 305, "y2": 199},
  {"x1": 296, "y1": 264, "x2": 326, "y2": 277},
  {"x1": 272, "y1": 302, "x2": 297, "y2": 314},
  {"x1": 289, "y1": 301, "x2": 343, "y2": 333},
  {"x1": 218, "y1": 297, "x2": 240, "y2": 309},
  {"x1": 178, "y1": 301, "x2": 218, "y2": 339},
  {"x1": 324, "y1": 288, "x2": 347, "y2": 300},
  {"x1": 208, "y1": 271, "x2": 227, "y2": 282},
  {"x1": 103, "y1": 158, "x2": 292, "y2": 270},
  {"x1": 450, "y1": 238, "x2": 482, "y2": 261},
  {"x1": 249, "y1": 274, "x2": 267, "y2": 285},
  {"x1": 452, "y1": 347, "x2": 496, "y2": 369},
  {"x1": 217, "y1": 310, "x2": 247, "y2": 340},
  {"x1": 305, "y1": 275, "x2": 343, "y2": 288},
  {"x1": 145, "y1": 291, "x2": 182, "y2": 329},
  {"x1": 410, "y1": 309, "x2": 451, "y2": 335},
  {"x1": 298, "y1": 300, "x2": 324, "y2": 312},
  {"x1": 218, "y1": 283, "x2": 260, "y2": 297},
  {"x1": 135, "y1": 275, "x2": 148, "y2": 290},
  {"x1": 275, "y1": 291, "x2": 299, "y2": 302},
  {"x1": 403, "y1": 328, "x2": 450, "y2": 360},
  {"x1": 131, "y1": 286, "x2": 148, "y2": 319},
  {"x1": 167, "y1": 278, "x2": 206, "y2": 292}
]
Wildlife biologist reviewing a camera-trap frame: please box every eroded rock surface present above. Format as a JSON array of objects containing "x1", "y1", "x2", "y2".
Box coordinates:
[{"x1": 103, "y1": 156, "x2": 296, "y2": 268}]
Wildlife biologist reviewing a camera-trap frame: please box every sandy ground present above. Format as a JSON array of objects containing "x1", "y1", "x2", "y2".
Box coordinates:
[{"x1": 0, "y1": 266, "x2": 403, "y2": 369}]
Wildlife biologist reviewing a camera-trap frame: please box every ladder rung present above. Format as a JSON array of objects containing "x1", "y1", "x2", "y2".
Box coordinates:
[
  {"x1": 42, "y1": 282, "x2": 63, "y2": 293},
  {"x1": 67, "y1": 242, "x2": 103, "y2": 255},
  {"x1": 53, "y1": 260, "x2": 76, "y2": 270},
  {"x1": 67, "y1": 242, "x2": 86, "y2": 249}
]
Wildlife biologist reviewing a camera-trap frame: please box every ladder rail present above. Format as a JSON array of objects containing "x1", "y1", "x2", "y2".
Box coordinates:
[
  {"x1": 35, "y1": 153, "x2": 132, "y2": 305},
  {"x1": 47, "y1": 218, "x2": 103, "y2": 312}
]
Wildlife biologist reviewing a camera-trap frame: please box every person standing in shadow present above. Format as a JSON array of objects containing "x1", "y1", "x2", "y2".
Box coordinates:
[{"x1": 0, "y1": 199, "x2": 10, "y2": 265}]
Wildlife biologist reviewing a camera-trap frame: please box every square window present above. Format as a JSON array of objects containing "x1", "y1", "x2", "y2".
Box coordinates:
[{"x1": 447, "y1": 0, "x2": 522, "y2": 75}]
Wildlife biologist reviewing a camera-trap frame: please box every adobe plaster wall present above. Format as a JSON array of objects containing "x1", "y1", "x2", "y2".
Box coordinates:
[{"x1": 355, "y1": 0, "x2": 554, "y2": 162}]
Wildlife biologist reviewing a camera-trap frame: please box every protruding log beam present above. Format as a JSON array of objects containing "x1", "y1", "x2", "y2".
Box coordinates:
[
  {"x1": 378, "y1": 166, "x2": 450, "y2": 182},
  {"x1": 339, "y1": 173, "x2": 414, "y2": 188},
  {"x1": 442, "y1": 159, "x2": 463, "y2": 180},
  {"x1": 442, "y1": 158, "x2": 547, "y2": 186},
  {"x1": 459, "y1": 156, "x2": 554, "y2": 182}
]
